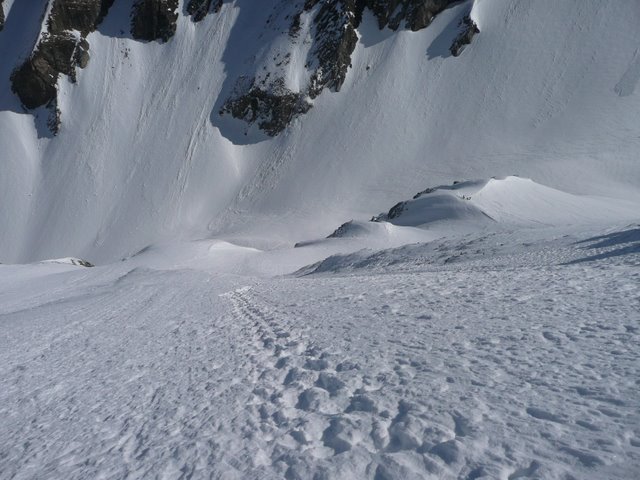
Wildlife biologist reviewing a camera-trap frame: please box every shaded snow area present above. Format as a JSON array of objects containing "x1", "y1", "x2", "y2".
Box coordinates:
[{"x1": 1, "y1": 219, "x2": 639, "y2": 479}]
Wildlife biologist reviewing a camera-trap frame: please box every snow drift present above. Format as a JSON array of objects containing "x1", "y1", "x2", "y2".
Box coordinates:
[{"x1": 373, "y1": 176, "x2": 640, "y2": 229}]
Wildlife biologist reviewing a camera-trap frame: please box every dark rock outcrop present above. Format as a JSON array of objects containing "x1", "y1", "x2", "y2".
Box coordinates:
[
  {"x1": 305, "y1": 0, "x2": 362, "y2": 98},
  {"x1": 328, "y1": 221, "x2": 352, "y2": 238},
  {"x1": 131, "y1": 0, "x2": 179, "y2": 42},
  {"x1": 304, "y1": 0, "x2": 459, "y2": 94},
  {"x1": 373, "y1": 200, "x2": 407, "y2": 221},
  {"x1": 186, "y1": 0, "x2": 222, "y2": 23},
  {"x1": 12, "y1": 33, "x2": 86, "y2": 109},
  {"x1": 222, "y1": 0, "x2": 466, "y2": 136},
  {"x1": 48, "y1": 0, "x2": 114, "y2": 35},
  {"x1": 11, "y1": 54, "x2": 58, "y2": 110},
  {"x1": 220, "y1": 78, "x2": 312, "y2": 137},
  {"x1": 222, "y1": 0, "x2": 362, "y2": 135},
  {"x1": 450, "y1": 14, "x2": 479, "y2": 57},
  {"x1": 11, "y1": 0, "x2": 115, "y2": 117},
  {"x1": 10, "y1": 0, "x2": 179, "y2": 133},
  {"x1": 0, "y1": 1, "x2": 5, "y2": 32},
  {"x1": 366, "y1": 0, "x2": 457, "y2": 31},
  {"x1": 9, "y1": 0, "x2": 478, "y2": 137}
]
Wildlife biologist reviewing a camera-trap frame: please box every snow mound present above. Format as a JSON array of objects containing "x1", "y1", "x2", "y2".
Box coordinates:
[
  {"x1": 122, "y1": 239, "x2": 262, "y2": 271},
  {"x1": 375, "y1": 176, "x2": 639, "y2": 230},
  {"x1": 472, "y1": 177, "x2": 639, "y2": 226},
  {"x1": 297, "y1": 219, "x2": 430, "y2": 245},
  {"x1": 296, "y1": 177, "x2": 640, "y2": 275},
  {"x1": 373, "y1": 179, "x2": 493, "y2": 229}
]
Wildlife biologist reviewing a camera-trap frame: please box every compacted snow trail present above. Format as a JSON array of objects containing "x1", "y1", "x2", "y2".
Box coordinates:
[{"x1": 0, "y1": 226, "x2": 639, "y2": 479}]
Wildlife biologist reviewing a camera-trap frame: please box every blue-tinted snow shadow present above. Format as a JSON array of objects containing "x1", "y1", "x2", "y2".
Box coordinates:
[
  {"x1": 357, "y1": 10, "x2": 395, "y2": 48},
  {"x1": 426, "y1": 3, "x2": 469, "y2": 60},
  {"x1": 574, "y1": 227, "x2": 640, "y2": 249},
  {"x1": 0, "y1": 0, "x2": 50, "y2": 114},
  {"x1": 96, "y1": 0, "x2": 135, "y2": 39},
  {"x1": 563, "y1": 226, "x2": 640, "y2": 265},
  {"x1": 180, "y1": 0, "x2": 223, "y2": 18},
  {"x1": 209, "y1": 0, "x2": 278, "y2": 145},
  {"x1": 0, "y1": 0, "x2": 59, "y2": 138},
  {"x1": 97, "y1": 0, "x2": 199, "y2": 40},
  {"x1": 0, "y1": 0, "x2": 134, "y2": 137}
]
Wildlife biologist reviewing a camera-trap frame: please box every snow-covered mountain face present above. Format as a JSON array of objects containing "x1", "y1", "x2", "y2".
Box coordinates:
[{"x1": 1, "y1": 0, "x2": 639, "y2": 263}]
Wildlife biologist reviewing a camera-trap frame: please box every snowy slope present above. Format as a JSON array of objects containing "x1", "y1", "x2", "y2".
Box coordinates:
[
  {"x1": 0, "y1": 0, "x2": 639, "y2": 263},
  {"x1": 1, "y1": 223, "x2": 639, "y2": 479},
  {"x1": 1, "y1": 2, "x2": 639, "y2": 478}
]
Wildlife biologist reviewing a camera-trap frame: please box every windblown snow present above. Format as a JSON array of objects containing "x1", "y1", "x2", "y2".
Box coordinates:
[{"x1": 1, "y1": 0, "x2": 639, "y2": 479}]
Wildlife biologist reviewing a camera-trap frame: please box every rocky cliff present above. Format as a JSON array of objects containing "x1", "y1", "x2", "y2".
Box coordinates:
[
  {"x1": 11, "y1": 0, "x2": 115, "y2": 132},
  {"x1": 9, "y1": 0, "x2": 478, "y2": 136},
  {"x1": 367, "y1": 0, "x2": 457, "y2": 31},
  {"x1": 48, "y1": 0, "x2": 114, "y2": 34},
  {"x1": 187, "y1": 0, "x2": 223, "y2": 23},
  {"x1": 219, "y1": 0, "x2": 466, "y2": 136},
  {"x1": 131, "y1": 0, "x2": 179, "y2": 42},
  {"x1": 450, "y1": 14, "x2": 479, "y2": 56}
]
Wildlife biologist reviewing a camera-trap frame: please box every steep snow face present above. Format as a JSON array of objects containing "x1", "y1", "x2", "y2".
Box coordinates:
[{"x1": 1, "y1": 0, "x2": 640, "y2": 263}]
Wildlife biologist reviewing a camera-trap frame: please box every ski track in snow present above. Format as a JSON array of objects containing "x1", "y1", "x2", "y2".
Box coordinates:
[{"x1": 1, "y1": 226, "x2": 639, "y2": 479}]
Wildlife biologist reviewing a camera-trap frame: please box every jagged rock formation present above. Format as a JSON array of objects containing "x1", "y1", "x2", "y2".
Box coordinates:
[
  {"x1": 450, "y1": 14, "x2": 479, "y2": 57},
  {"x1": 11, "y1": 33, "x2": 89, "y2": 109},
  {"x1": 220, "y1": 78, "x2": 312, "y2": 136},
  {"x1": 221, "y1": 0, "x2": 467, "y2": 136},
  {"x1": 8, "y1": 0, "x2": 478, "y2": 136},
  {"x1": 367, "y1": 0, "x2": 457, "y2": 31},
  {"x1": 131, "y1": 0, "x2": 179, "y2": 42},
  {"x1": 48, "y1": 0, "x2": 114, "y2": 34},
  {"x1": 305, "y1": 0, "x2": 459, "y2": 94},
  {"x1": 10, "y1": 0, "x2": 179, "y2": 132},
  {"x1": 11, "y1": 0, "x2": 114, "y2": 132},
  {"x1": 373, "y1": 200, "x2": 406, "y2": 222},
  {"x1": 187, "y1": 0, "x2": 222, "y2": 23},
  {"x1": 220, "y1": 0, "x2": 362, "y2": 136},
  {"x1": 305, "y1": 0, "x2": 361, "y2": 98}
]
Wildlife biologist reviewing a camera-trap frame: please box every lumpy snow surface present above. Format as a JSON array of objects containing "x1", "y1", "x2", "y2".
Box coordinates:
[{"x1": 1, "y1": 219, "x2": 639, "y2": 479}]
